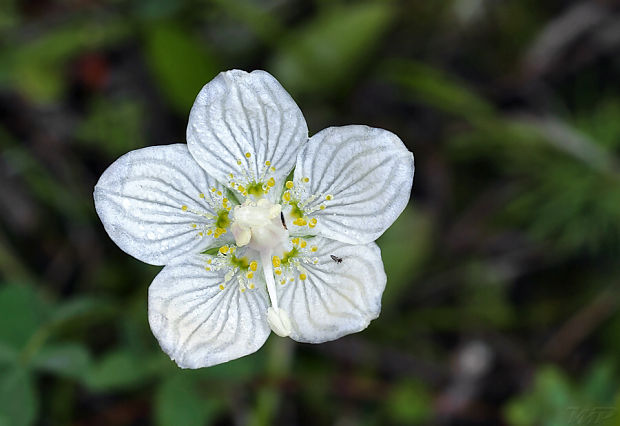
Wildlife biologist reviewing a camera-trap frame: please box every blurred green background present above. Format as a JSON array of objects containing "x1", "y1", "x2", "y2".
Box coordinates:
[{"x1": 1, "y1": 0, "x2": 620, "y2": 425}]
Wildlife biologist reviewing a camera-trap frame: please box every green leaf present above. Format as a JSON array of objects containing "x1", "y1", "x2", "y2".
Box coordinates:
[
  {"x1": 50, "y1": 297, "x2": 113, "y2": 325},
  {"x1": 76, "y1": 98, "x2": 145, "y2": 157},
  {"x1": 386, "y1": 380, "x2": 432, "y2": 424},
  {"x1": 0, "y1": 343, "x2": 17, "y2": 366},
  {"x1": 200, "y1": 247, "x2": 221, "y2": 256},
  {"x1": 194, "y1": 351, "x2": 263, "y2": 382},
  {"x1": 84, "y1": 350, "x2": 161, "y2": 391},
  {"x1": 377, "y1": 209, "x2": 433, "y2": 308},
  {"x1": 268, "y1": 3, "x2": 393, "y2": 96},
  {"x1": 386, "y1": 60, "x2": 495, "y2": 121},
  {"x1": 1, "y1": 20, "x2": 128, "y2": 102},
  {"x1": 155, "y1": 373, "x2": 219, "y2": 426},
  {"x1": 0, "y1": 285, "x2": 45, "y2": 350},
  {"x1": 31, "y1": 344, "x2": 91, "y2": 380},
  {"x1": 143, "y1": 22, "x2": 219, "y2": 113},
  {"x1": 0, "y1": 367, "x2": 37, "y2": 426}
]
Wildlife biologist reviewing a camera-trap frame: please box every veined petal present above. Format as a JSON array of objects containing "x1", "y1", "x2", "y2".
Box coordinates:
[
  {"x1": 187, "y1": 70, "x2": 308, "y2": 201},
  {"x1": 148, "y1": 255, "x2": 270, "y2": 369},
  {"x1": 291, "y1": 125, "x2": 414, "y2": 244},
  {"x1": 94, "y1": 144, "x2": 232, "y2": 266},
  {"x1": 277, "y1": 237, "x2": 386, "y2": 343}
]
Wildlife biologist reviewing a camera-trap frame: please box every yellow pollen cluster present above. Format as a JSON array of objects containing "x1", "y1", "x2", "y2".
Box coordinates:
[
  {"x1": 228, "y1": 155, "x2": 278, "y2": 199},
  {"x1": 293, "y1": 217, "x2": 307, "y2": 226},
  {"x1": 271, "y1": 237, "x2": 319, "y2": 285},
  {"x1": 206, "y1": 245, "x2": 259, "y2": 293},
  {"x1": 180, "y1": 188, "x2": 232, "y2": 239},
  {"x1": 280, "y1": 177, "x2": 335, "y2": 231}
]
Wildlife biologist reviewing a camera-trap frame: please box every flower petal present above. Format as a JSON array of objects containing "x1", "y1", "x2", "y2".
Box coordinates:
[
  {"x1": 278, "y1": 237, "x2": 386, "y2": 343},
  {"x1": 293, "y1": 125, "x2": 414, "y2": 244},
  {"x1": 148, "y1": 255, "x2": 270, "y2": 368},
  {"x1": 186, "y1": 70, "x2": 308, "y2": 199},
  {"x1": 94, "y1": 144, "x2": 231, "y2": 266}
]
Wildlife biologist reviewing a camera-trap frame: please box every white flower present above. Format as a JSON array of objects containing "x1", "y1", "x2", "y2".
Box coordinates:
[{"x1": 94, "y1": 70, "x2": 414, "y2": 369}]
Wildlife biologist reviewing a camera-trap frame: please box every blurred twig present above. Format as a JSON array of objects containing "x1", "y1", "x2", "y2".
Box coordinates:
[
  {"x1": 315, "y1": 336, "x2": 448, "y2": 387},
  {"x1": 0, "y1": 226, "x2": 39, "y2": 285},
  {"x1": 543, "y1": 287, "x2": 620, "y2": 361},
  {"x1": 250, "y1": 337, "x2": 294, "y2": 426}
]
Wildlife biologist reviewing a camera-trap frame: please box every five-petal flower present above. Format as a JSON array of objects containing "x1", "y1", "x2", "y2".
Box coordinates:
[{"x1": 94, "y1": 70, "x2": 414, "y2": 368}]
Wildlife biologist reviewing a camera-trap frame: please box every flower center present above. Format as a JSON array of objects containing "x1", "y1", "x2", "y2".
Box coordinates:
[
  {"x1": 230, "y1": 198, "x2": 292, "y2": 337},
  {"x1": 231, "y1": 199, "x2": 288, "y2": 251}
]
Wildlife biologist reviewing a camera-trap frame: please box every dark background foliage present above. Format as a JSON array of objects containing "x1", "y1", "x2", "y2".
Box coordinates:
[{"x1": 1, "y1": 0, "x2": 620, "y2": 425}]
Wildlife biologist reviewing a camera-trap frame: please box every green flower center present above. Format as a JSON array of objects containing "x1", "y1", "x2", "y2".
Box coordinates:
[{"x1": 215, "y1": 209, "x2": 230, "y2": 229}]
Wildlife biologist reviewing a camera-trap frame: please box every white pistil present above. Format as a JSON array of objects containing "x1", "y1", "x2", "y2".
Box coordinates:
[
  {"x1": 262, "y1": 250, "x2": 292, "y2": 337},
  {"x1": 230, "y1": 198, "x2": 292, "y2": 337}
]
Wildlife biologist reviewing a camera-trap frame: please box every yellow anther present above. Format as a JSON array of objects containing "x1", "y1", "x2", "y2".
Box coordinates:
[
  {"x1": 241, "y1": 288, "x2": 246, "y2": 293},
  {"x1": 310, "y1": 218, "x2": 318, "y2": 225},
  {"x1": 237, "y1": 160, "x2": 242, "y2": 165},
  {"x1": 320, "y1": 205, "x2": 326, "y2": 210},
  {"x1": 198, "y1": 232, "x2": 203, "y2": 236},
  {"x1": 326, "y1": 194, "x2": 333, "y2": 201},
  {"x1": 299, "y1": 274, "x2": 307, "y2": 281},
  {"x1": 267, "y1": 177, "x2": 275, "y2": 187},
  {"x1": 214, "y1": 233, "x2": 220, "y2": 239},
  {"x1": 199, "y1": 193, "x2": 205, "y2": 198},
  {"x1": 181, "y1": 205, "x2": 188, "y2": 211},
  {"x1": 300, "y1": 240, "x2": 307, "y2": 248},
  {"x1": 207, "y1": 229, "x2": 213, "y2": 235},
  {"x1": 219, "y1": 246, "x2": 229, "y2": 254},
  {"x1": 311, "y1": 246, "x2": 318, "y2": 252},
  {"x1": 280, "y1": 279, "x2": 286, "y2": 285},
  {"x1": 272, "y1": 256, "x2": 281, "y2": 268},
  {"x1": 292, "y1": 237, "x2": 299, "y2": 245},
  {"x1": 245, "y1": 152, "x2": 251, "y2": 158},
  {"x1": 191, "y1": 224, "x2": 197, "y2": 228},
  {"x1": 205, "y1": 267, "x2": 211, "y2": 271},
  {"x1": 237, "y1": 186, "x2": 245, "y2": 192},
  {"x1": 246, "y1": 272, "x2": 254, "y2": 279},
  {"x1": 219, "y1": 284, "x2": 225, "y2": 290},
  {"x1": 270, "y1": 166, "x2": 276, "y2": 172},
  {"x1": 207, "y1": 259, "x2": 212, "y2": 264},
  {"x1": 229, "y1": 173, "x2": 234, "y2": 178},
  {"x1": 293, "y1": 218, "x2": 307, "y2": 226},
  {"x1": 275, "y1": 269, "x2": 282, "y2": 275},
  {"x1": 285, "y1": 181, "x2": 294, "y2": 189},
  {"x1": 303, "y1": 177, "x2": 309, "y2": 183},
  {"x1": 211, "y1": 187, "x2": 216, "y2": 192},
  {"x1": 249, "y1": 283, "x2": 255, "y2": 289},
  {"x1": 217, "y1": 190, "x2": 222, "y2": 196},
  {"x1": 265, "y1": 160, "x2": 271, "y2": 166},
  {"x1": 223, "y1": 198, "x2": 228, "y2": 204},
  {"x1": 249, "y1": 261, "x2": 258, "y2": 271},
  {"x1": 283, "y1": 192, "x2": 291, "y2": 201}
]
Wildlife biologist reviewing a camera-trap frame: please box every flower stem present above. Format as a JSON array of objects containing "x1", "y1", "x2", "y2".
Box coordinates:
[{"x1": 250, "y1": 336, "x2": 293, "y2": 426}]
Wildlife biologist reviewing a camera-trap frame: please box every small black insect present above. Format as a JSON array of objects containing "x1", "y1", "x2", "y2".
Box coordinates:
[
  {"x1": 330, "y1": 255, "x2": 343, "y2": 264},
  {"x1": 280, "y1": 212, "x2": 287, "y2": 230}
]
